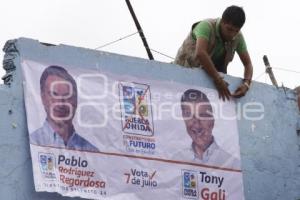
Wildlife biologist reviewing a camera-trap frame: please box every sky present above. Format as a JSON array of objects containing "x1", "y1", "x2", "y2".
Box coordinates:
[{"x1": 0, "y1": 0, "x2": 300, "y2": 88}]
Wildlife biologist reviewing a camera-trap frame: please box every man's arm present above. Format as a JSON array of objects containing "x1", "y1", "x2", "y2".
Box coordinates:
[
  {"x1": 193, "y1": 38, "x2": 231, "y2": 101},
  {"x1": 232, "y1": 51, "x2": 253, "y2": 98}
]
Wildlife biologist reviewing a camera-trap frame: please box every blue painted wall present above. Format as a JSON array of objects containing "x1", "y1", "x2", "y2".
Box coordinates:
[{"x1": 0, "y1": 38, "x2": 299, "y2": 200}]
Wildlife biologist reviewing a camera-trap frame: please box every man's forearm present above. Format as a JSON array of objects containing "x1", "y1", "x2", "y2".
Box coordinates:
[
  {"x1": 243, "y1": 63, "x2": 253, "y2": 83},
  {"x1": 195, "y1": 51, "x2": 222, "y2": 81},
  {"x1": 239, "y1": 51, "x2": 253, "y2": 83}
]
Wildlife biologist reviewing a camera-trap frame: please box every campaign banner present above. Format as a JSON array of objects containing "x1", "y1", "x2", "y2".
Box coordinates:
[{"x1": 22, "y1": 59, "x2": 245, "y2": 200}]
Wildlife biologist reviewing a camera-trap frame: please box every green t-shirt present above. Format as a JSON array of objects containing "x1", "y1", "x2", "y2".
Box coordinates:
[{"x1": 192, "y1": 19, "x2": 247, "y2": 68}]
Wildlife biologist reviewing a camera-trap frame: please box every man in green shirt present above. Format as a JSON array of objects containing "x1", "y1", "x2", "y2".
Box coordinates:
[{"x1": 174, "y1": 5, "x2": 253, "y2": 101}]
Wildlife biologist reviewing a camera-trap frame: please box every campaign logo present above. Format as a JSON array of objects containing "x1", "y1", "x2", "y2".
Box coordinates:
[
  {"x1": 38, "y1": 153, "x2": 56, "y2": 180},
  {"x1": 182, "y1": 170, "x2": 198, "y2": 199},
  {"x1": 119, "y1": 82, "x2": 154, "y2": 136}
]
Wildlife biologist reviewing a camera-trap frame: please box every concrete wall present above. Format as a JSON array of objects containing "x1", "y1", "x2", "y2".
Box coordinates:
[{"x1": 0, "y1": 38, "x2": 299, "y2": 200}]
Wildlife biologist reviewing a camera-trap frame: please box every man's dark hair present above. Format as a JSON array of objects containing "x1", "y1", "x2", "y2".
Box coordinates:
[
  {"x1": 222, "y1": 5, "x2": 246, "y2": 28},
  {"x1": 181, "y1": 89, "x2": 213, "y2": 120},
  {"x1": 40, "y1": 65, "x2": 77, "y2": 96},
  {"x1": 181, "y1": 89, "x2": 210, "y2": 103}
]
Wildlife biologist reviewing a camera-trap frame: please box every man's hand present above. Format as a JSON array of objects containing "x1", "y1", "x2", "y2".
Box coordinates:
[
  {"x1": 232, "y1": 81, "x2": 250, "y2": 98},
  {"x1": 214, "y1": 77, "x2": 231, "y2": 101}
]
